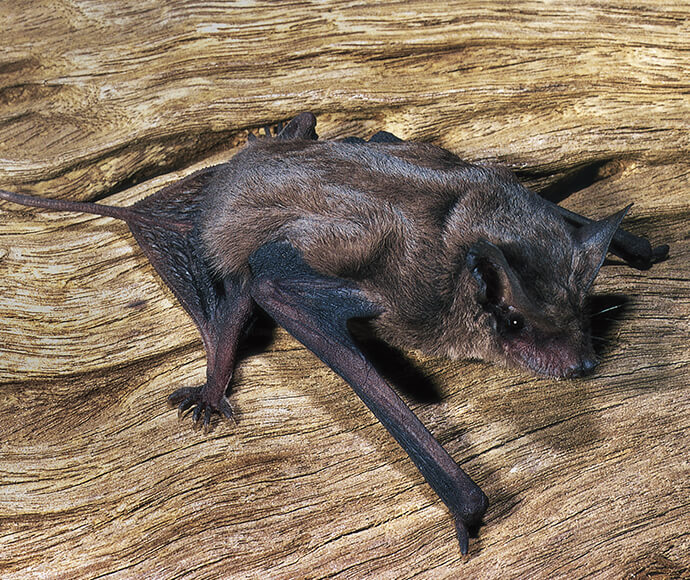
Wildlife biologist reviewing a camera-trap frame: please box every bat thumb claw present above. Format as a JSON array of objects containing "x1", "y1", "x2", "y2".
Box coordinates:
[
  {"x1": 454, "y1": 518, "x2": 470, "y2": 556},
  {"x1": 652, "y1": 243, "x2": 670, "y2": 262}
]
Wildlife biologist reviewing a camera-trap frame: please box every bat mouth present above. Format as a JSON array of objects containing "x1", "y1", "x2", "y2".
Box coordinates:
[
  {"x1": 527, "y1": 355, "x2": 598, "y2": 379},
  {"x1": 502, "y1": 335, "x2": 598, "y2": 379}
]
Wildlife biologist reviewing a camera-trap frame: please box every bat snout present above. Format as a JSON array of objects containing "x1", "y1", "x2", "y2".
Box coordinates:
[{"x1": 564, "y1": 356, "x2": 598, "y2": 378}]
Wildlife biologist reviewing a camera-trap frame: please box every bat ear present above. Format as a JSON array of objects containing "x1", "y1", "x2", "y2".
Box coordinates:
[
  {"x1": 574, "y1": 205, "x2": 630, "y2": 290},
  {"x1": 277, "y1": 112, "x2": 318, "y2": 141},
  {"x1": 466, "y1": 239, "x2": 524, "y2": 308}
]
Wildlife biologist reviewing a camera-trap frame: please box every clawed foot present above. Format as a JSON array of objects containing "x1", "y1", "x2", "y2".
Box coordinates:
[{"x1": 167, "y1": 386, "x2": 234, "y2": 431}]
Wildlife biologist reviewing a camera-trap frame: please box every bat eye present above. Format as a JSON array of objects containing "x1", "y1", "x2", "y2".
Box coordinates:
[{"x1": 506, "y1": 313, "x2": 524, "y2": 332}]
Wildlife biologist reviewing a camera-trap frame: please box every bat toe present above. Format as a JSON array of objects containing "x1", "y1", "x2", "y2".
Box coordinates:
[{"x1": 217, "y1": 398, "x2": 235, "y2": 422}]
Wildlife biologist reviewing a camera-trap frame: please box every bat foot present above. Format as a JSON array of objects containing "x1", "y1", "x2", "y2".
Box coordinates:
[{"x1": 167, "y1": 385, "x2": 235, "y2": 431}]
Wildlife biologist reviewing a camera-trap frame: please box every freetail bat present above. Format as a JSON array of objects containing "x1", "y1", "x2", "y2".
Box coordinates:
[{"x1": 0, "y1": 112, "x2": 669, "y2": 555}]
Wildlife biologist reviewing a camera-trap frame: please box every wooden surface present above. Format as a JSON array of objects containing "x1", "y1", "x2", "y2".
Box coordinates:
[{"x1": 1, "y1": 1, "x2": 688, "y2": 578}]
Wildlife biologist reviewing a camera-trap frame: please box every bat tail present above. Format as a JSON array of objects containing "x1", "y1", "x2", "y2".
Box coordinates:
[{"x1": 0, "y1": 189, "x2": 136, "y2": 222}]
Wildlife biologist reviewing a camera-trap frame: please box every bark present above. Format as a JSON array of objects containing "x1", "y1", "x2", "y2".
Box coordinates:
[{"x1": 0, "y1": 2, "x2": 688, "y2": 578}]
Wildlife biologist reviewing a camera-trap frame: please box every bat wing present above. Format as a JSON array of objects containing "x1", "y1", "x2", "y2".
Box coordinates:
[
  {"x1": 126, "y1": 112, "x2": 320, "y2": 342},
  {"x1": 122, "y1": 168, "x2": 253, "y2": 425},
  {"x1": 545, "y1": 201, "x2": 669, "y2": 269},
  {"x1": 125, "y1": 113, "x2": 322, "y2": 427},
  {"x1": 248, "y1": 241, "x2": 487, "y2": 554},
  {"x1": 128, "y1": 166, "x2": 223, "y2": 345}
]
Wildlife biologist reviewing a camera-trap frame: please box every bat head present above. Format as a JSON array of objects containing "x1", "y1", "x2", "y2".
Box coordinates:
[{"x1": 461, "y1": 206, "x2": 628, "y2": 378}]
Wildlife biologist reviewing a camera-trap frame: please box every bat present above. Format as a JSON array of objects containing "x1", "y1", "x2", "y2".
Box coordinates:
[{"x1": 0, "y1": 112, "x2": 668, "y2": 555}]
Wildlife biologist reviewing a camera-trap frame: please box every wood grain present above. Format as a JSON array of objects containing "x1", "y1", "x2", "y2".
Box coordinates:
[{"x1": 1, "y1": 1, "x2": 688, "y2": 578}]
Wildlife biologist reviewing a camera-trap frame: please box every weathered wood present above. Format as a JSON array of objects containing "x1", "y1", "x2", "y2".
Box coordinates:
[{"x1": 0, "y1": 1, "x2": 688, "y2": 578}]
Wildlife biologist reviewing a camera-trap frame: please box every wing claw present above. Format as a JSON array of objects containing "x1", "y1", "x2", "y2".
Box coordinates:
[{"x1": 455, "y1": 517, "x2": 470, "y2": 556}]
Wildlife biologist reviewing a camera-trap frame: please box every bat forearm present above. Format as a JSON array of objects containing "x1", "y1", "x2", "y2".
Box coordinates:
[
  {"x1": 248, "y1": 241, "x2": 487, "y2": 554},
  {"x1": 335, "y1": 346, "x2": 488, "y2": 553}
]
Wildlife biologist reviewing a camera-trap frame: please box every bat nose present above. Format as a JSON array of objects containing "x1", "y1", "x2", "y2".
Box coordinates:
[
  {"x1": 581, "y1": 357, "x2": 598, "y2": 373},
  {"x1": 566, "y1": 356, "x2": 598, "y2": 378}
]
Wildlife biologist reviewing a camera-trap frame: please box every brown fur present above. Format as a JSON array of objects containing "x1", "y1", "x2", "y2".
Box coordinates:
[
  {"x1": 0, "y1": 122, "x2": 627, "y2": 381},
  {"x1": 200, "y1": 137, "x2": 601, "y2": 377}
]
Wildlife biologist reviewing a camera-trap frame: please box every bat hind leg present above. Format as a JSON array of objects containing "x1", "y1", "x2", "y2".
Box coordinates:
[{"x1": 168, "y1": 277, "x2": 254, "y2": 430}]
